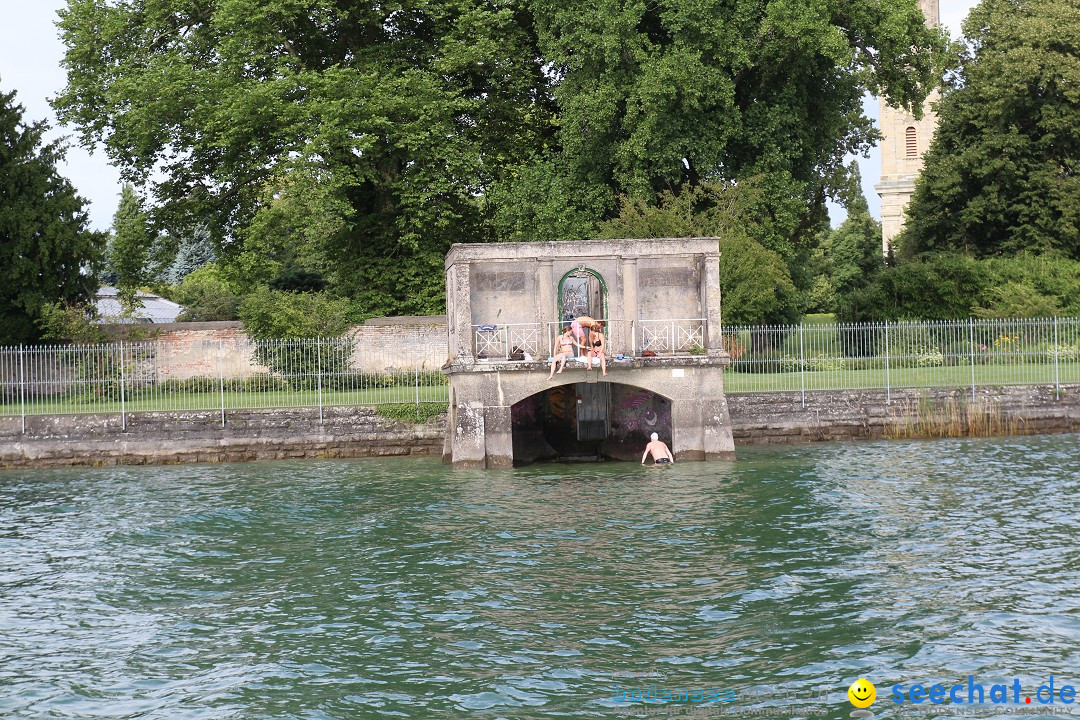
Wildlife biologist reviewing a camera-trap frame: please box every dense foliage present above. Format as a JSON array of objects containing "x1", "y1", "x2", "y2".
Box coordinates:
[
  {"x1": 901, "y1": 0, "x2": 1080, "y2": 258},
  {"x1": 0, "y1": 87, "x2": 104, "y2": 344},
  {"x1": 108, "y1": 184, "x2": 154, "y2": 308},
  {"x1": 838, "y1": 254, "x2": 1080, "y2": 322},
  {"x1": 597, "y1": 181, "x2": 800, "y2": 325},
  {"x1": 54, "y1": 0, "x2": 946, "y2": 321}
]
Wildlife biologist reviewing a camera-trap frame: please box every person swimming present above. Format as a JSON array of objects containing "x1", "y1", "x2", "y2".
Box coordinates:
[{"x1": 641, "y1": 432, "x2": 674, "y2": 465}]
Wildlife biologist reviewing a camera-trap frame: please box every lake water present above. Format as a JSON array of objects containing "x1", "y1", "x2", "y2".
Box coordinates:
[{"x1": 2, "y1": 435, "x2": 1079, "y2": 719}]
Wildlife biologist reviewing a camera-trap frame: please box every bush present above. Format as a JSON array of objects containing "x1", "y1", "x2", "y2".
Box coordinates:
[
  {"x1": 719, "y1": 233, "x2": 803, "y2": 326},
  {"x1": 839, "y1": 254, "x2": 1080, "y2": 322},
  {"x1": 376, "y1": 402, "x2": 448, "y2": 424},
  {"x1": 172, "y1": 264, "x2": 240, "y2": 321},
  {"x1": 837, "y1": 254, "x2": 989, "y2": 322},
  {"x1": 238, "y1": 287, "x2": 355, "y2": 339},
  {"x1": 889, "y1": 325, "x2": 945, "y2": 367}
]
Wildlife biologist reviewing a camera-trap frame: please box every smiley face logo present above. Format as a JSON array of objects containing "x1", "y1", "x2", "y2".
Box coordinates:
[{"x1": 848, "y1": 678, "x2": 876, "y2": 708}]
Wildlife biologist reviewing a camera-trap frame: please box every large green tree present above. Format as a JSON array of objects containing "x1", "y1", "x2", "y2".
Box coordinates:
[
  {"x1": 901, "y1": 0, "x2": 1080, "y2": 258},
  {"x1": 55, "y1": 0, "x2": 555, "y2": 316},
  {"x1": 55, "y1": 1, "x2": 944, "y2": 314},
  {"x1": 500, "y1": 0, "x2": 947, "y2": 255},
  {"x1": 0, "y1": 86, "x2": 104, "y2": 345},
  {"x1": 108, "y1": 184, "x2": 154, "y2": 308}
]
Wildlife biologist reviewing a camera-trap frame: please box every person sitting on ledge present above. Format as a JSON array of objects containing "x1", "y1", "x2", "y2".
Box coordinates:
[
  {"x1": 641, "y1": 433, "x2": 674, "y2": 465},
  {"x1": 548, "y1": 326, "x2": 581, "y2": 380},
  {"x1": 587, "y1": 321, "x2": 608, "y2": 376}
]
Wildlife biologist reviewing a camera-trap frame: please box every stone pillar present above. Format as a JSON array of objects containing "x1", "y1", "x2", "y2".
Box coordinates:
[
  {"x1": 701, "y1": 252, "x2": 724, "y2": 355},
  {"x1": 537, "y1": 259, "x2": 555, "y2": 349},
  {"x1": 670, "y1": 398, "x2": 705, "y2": 462},
  {"x1": 442, "y1": 389, "x2": 454, "y2": 464},
  {"x1": 702, "y1": 393, "x2": 737, "y2": 461},
  {"x1": 451, "y1": 396, "x2": 486, "y2": 469},
  {"x1": 621, "y1": 256, "x2": 638, "y2": 355},
  {"x1": 483, "y1": 405, "x2": 514, "y2": 469},
  {"x1": 451, "y1": 265, "x2": 473, "y2": 363}
]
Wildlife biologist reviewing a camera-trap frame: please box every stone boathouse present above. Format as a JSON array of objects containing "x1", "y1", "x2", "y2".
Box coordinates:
[{"x1": 442, "y1": 238, "x2": 736, "y2": 468}]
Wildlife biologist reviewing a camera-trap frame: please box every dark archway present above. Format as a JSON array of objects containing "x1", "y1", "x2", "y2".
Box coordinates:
[{"x1": 510, "y1": 382, "x2": 672, "y2": 465}]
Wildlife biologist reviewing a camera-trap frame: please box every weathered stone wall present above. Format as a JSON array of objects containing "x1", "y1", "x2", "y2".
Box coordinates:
[
  {"x1": 0, "y1": 317, "x2": 450, "y2": 400},
  {"x1": 0, "y1": 407, "x2": 444, "y2": 468},
  {"x1": 727, "y1": 385, "x2": 1080, "y2": 444},
  {"x1": 4, "y1": 385, "x2": 1078, "y2": 469},
  {"x1": 347, "y1": 316, "x2": 447, "y2": 372},
  {"x1": 151, "y1": 322, "x2": 267, "y2": 379}
]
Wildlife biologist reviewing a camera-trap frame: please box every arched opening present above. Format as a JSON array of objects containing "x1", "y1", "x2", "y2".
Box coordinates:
[
  {"x1": 510, "y1": 382, "x2": 672, "y2": 465},
  {"x1": 558, "y1": 268, "x2": 607, "y2": 324},
  {"x1": 905, "y1": 126, "x2": 918, "y2": 157}
]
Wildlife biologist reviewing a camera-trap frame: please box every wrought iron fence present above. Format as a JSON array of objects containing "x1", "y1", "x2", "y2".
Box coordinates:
[
  {"x1": 723, "y1": 317, "x2": 1080, "y2": 401},
  {"x1": 0, "y1": 338, "x2": 449, "y2": 428},
  {"x1": 3, "y1": 317, "x2": 1079, "y2": 428}
]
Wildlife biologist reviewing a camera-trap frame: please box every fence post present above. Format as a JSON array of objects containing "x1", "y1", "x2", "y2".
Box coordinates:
[
  {"x1": 1053, "y1": 316, "x2": 1060, "y2": 393},
  {"x1": 316, "y1": 337, "x2": 324, "y2": 423},
  {"x1": 798, "y1": 323, "x2": 806, "y2": 408},
  {"x1": 18, "y1": 344, "x2": 26, "y2": 434},
  {"x1": 119, "y1": 341, "x2": 127, "y2": 432},
  {"x1": 884, "y1": 321, "x2": 891, "y2": 404},
  {"x1": 218, "y1": 339, "x2": 225, "y2": 428},
  {"x1": 415, "y1": 360, "x2": 421, "y2": 421},
  {"x1": 968, "y1": 317, "x2": 976, "y2": 402}
]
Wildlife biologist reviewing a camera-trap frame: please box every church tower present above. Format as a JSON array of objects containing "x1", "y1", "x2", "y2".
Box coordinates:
[{"x1": 875, "y1": 0, "x2": 940, "y2": 255}]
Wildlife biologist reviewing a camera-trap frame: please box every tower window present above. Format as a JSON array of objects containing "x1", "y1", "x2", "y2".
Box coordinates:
[{"x1": 905, "y1": 127, "x2": 918, "y2": 157}]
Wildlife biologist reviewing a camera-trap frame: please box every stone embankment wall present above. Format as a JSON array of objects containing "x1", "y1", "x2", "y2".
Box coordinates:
[
  {"x1": 2, "y1": 385, "x2": 1078, "y2": 468},
  {"x1": 0, "y1": 407, "x2": 444, "y2": 468},
  {"x1": 727, "y1": 385, "x2": 1080, "y2": 443}
]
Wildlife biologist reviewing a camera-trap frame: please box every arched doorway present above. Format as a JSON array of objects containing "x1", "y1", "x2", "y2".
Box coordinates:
[
  {"x1": 510, "y1": 382, "x2": 672, "y2": 464},
  {"x1": 558, "y1": 267, "x2": 607, "y2": 323}
]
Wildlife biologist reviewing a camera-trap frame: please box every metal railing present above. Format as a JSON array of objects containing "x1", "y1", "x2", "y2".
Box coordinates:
[
  {"x1": 0, "y1": 338, "x2": 448, "y2": 427},
  {"x1": 724, "y1": 317, "x2": 1080, "y2": 402},
  {"x1": 472, "y1": 320, "x2": 634, "y2": 359},
  {"x1": 4, "y1": 317, "x2": 1080, "y2": 427},
  {"x1": 634, "y1": 318, "x2": 707, "y2": 355}
]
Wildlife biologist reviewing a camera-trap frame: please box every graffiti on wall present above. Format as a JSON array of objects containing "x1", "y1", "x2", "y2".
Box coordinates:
[{"x1": 609, "y1": 385, "x2": 671, "y2": 442}]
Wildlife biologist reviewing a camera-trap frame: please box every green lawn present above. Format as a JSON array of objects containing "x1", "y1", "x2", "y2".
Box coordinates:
[
  {"x1": 725, "y1": 361, "x2": 1080, "y2": 393},
  {"x1": 0, "y1": 385, "x2": 450, "y2": 417},
  {"x1": 3, "y1": 357, "x2": 1078, "y2": 418}
]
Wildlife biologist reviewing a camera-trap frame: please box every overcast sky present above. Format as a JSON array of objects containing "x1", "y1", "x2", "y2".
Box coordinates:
[{"x1": 1, "y1": 1, "x2": 980, "y2": 232}]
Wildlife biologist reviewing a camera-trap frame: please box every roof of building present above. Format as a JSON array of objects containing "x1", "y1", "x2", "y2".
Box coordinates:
[{"x1": 95, "y1": 287, "x2": 184, "y2": 324}]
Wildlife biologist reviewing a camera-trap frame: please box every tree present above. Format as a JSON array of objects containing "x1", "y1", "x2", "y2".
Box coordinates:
[
  {"x1": 162, "y1": 225, "x2": 216, "y2": 285},
  {"x1": 827, "y1": 171, "x2": 884, "y2": 302},
  {"x1": 901, "y1": 0, "x2": 1080, "y2": 258},
  {"x1": 108, "y1": 184, "x2": 154, "y2": 308},
  {"x1": 54, "y1": 1, "x2": 945, "y2": 315},
  {"x1": 505, "y1": 0, "x2": 947, "y2": 255},
  {"x1": 55, "y1": 0, "x2": 556, "y2": 316},
  {"x1": 597, "y1": 181, "x2": 801, "y2": 325},
  {"x1": 0, "y1": 86, "x2": 104, "y2": 345}
]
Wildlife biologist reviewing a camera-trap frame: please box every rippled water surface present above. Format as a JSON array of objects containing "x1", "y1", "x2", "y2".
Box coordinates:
[{"x1": 2, "y1": 435, "x2": 1080, "y2": 719}]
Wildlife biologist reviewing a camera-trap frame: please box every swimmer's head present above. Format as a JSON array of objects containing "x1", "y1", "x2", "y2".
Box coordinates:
[{"x1": 650, "y1": 432, "x2": 658, "y2": 441}]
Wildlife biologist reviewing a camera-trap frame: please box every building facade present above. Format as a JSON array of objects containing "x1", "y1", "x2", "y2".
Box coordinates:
[
  {"x1": 875, "y1": 0, "x2": 941, "y2": 255},
  {"x1": 442, "y1": 238, "x2": 736, "y2": 469}
]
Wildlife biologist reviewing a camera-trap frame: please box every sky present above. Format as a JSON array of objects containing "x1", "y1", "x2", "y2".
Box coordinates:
[{"x1": 0, "y1": 1, "x2": 980, "y2": 232}]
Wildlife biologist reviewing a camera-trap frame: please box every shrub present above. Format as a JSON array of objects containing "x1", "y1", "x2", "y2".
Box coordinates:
[
  {"x1": 375, "y1": 402, "x2": 447, "y2": 424},
  {"x1": 719, "y1": 233, "x2": 803, "y2": 326},
  {"x1": 172, "y1": 264, "x2": 240, "y2": 321}
]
